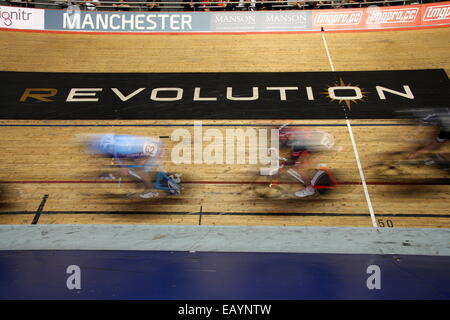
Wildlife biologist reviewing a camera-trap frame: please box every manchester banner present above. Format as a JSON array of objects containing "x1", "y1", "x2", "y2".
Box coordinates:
[{"x1": 0, "y1": 2, "x2": 449, "y2": 33}]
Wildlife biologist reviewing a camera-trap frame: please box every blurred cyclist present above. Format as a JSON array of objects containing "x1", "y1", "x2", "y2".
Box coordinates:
[
  {"x1": 85, "y1": 134, "x2": 181, "y2": 198},
  {"x1": 278, "y1": 125, "x2": 338, "y2": 198},
  {"x1": 407, "y1": 108, "x2": 450, "y2": 160}
]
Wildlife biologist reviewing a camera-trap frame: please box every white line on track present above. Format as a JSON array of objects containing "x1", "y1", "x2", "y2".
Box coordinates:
[
  {"x1": 321, "y1": 32, "x2": 378, "y2": 228},
  {"x1": 321, "y1": 33, "x2": 335, "y2": 72}
]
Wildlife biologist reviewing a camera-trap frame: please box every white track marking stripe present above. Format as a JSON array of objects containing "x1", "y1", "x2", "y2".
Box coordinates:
[
  {"x1": 321, "y1": 32, "x2": 378, "y2": 228},
  {"x1": 321, "y1": 33, "x2": 335, "y2": 72},
  {"x1": 346, "y1": 119, "x2": 378, "y2": 227}
]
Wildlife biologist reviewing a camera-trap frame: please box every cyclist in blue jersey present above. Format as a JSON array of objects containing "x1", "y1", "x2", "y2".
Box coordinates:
[{"x1": 86, "y1": 134, "x2": 181, "y2": 198}]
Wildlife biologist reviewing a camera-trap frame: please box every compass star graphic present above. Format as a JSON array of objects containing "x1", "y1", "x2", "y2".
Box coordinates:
[{"x1": 322, "y1": 78, "x2": 368, "y2": 111}]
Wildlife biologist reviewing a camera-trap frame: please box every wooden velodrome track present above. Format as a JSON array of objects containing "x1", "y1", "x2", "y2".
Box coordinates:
[{"x1": 0, "y1": 26, "x2": 449, "y2": 228}]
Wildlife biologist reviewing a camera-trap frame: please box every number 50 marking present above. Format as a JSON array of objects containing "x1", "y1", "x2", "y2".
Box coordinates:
[{"x1": 378, "y1": 219, "x2": 394, "y2": 228}]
